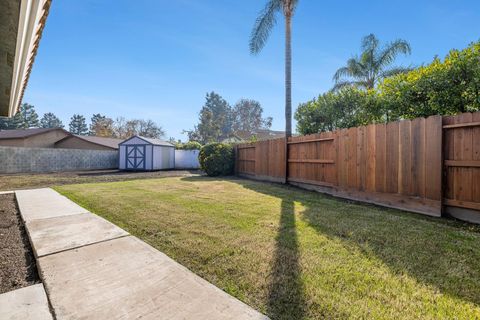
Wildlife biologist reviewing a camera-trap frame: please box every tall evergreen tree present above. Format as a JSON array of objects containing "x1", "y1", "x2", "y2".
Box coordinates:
[
  {"x1": 40, "y1": 112, "x2": 64, "y2": 128},
  {"x1": 0, "y1": 103, "x2": 39, "y2": 129},
  {"x1": 69, "y1": 114, "x2": 88, "y2": 135},
  {"x1": 186, "y1": 92, "x2": 233, "y2": 143},
  {"x1": 0, "y1": 117, "x2": 12, "y2": 130},
  {"x1": 16, "y1": 103, "x2": 40, "y2": 128},
  {"x1": 89, "y1": 114, "x2": 106, "y2": 135},
  {"x1": 89, "y1": 113, "x2": 115, "y2": 137}
]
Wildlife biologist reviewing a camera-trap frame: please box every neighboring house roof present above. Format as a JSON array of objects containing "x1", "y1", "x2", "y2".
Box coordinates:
[
  {"x1": 120, "y1": 135, "x2": 174, "y2": 147},
  {"x1": 0, "y1": 127, "x2": 67, "y2": 139},
  {"x1": 1, "y1": 0, "x2": 52, "y2": 117},
  {"x1": 56, "y1": 134, "x2": 124, "y2": 150}
]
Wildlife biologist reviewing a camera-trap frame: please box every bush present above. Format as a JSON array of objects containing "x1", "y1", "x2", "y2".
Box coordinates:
[
  {"x1": 199, "y1": 143, "x2": 234, "y2": 176},
  {"x1": 378, "y1": 42, "x2": 480, "y2": 119},
  {"x1": 295, "y1": 87, "x2": 381, "y2": 134},
  {"x1": 295, "y1": 41, "x2": 480, "y2": 134},
  {"x1": 177, "y1": 141, "x2": 202, "y2": 150}
]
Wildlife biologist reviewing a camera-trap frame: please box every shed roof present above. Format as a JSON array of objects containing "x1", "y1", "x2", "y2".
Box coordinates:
[
  {"x1": 119, "y1": 135, "x2": 174, "y2": 147},
  {"x1": 0, "y1": 128, "x2": 67, "y2": 139}
]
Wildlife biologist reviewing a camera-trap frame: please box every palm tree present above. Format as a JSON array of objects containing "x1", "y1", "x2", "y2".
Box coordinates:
[
  {"x1": 333, "y1": 34, "x2": 411, "y2": 91},
  {"x1": 250, "y1": 0, "x2": 299, "y2": 138}
]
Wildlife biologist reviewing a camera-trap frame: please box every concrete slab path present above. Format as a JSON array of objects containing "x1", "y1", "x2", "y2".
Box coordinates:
[
  {"x1": 26, "y1": 213, "x2": 128, "y2": 257},
  {"x1": 16, "y1": 188, "x2": 88, "y2": 222},
  {"x1": 0, "y1": 284, "x2": 52, "y2": 320},
  {"x1": 15, "y1": 188, "x2": 268, "y2": 320}
]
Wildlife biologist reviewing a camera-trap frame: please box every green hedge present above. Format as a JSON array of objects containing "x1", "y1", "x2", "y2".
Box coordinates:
[
  {"x1": 199, "y1": 143, "x2": 234, "y2": 176},
  {"x1": 295, "y1": 42, "x2": 480, "y2": 135}
]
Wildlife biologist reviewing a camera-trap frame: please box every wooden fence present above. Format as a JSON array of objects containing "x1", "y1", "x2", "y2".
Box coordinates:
[{"x1": 236, "y1": 112, "x2": 480, "y2": 222}]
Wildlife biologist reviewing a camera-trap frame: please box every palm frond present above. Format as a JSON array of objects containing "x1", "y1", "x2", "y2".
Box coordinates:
[
  {"x1": 380, "y1": 66, "x2": 413, "y2": 78},
  {"x1": 333, "y1": 58, "x2": 366, "y2": 82},
  {"x1": 361, "y1": 34, "x2": 379, "y2": 54},
  {"x1": 333, "y1": 66, "x2": 353, "y2": 82},
  {"x1": 334, "y1": 34, "x2": 412, "y2": 90},
  {"x1": 346, "y1": 58, "x2": 366, "y2": 78},
  {"x1": 249, "y1": 0, "x2": 283, "y2": 54},
  {"x1": 377, "y1": 39, "x2": 411, "y2": 70},
  {"x1": 331, "y1": 80, "x2": 354, "y2": 91},
  {"x1": 351, "y1": 80, "x2": 371, "y2": 90}
]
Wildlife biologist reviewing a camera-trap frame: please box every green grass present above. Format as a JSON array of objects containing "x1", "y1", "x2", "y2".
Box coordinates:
[{"x1": 55, "y1": 176, "x2": 480, "y2": 320}]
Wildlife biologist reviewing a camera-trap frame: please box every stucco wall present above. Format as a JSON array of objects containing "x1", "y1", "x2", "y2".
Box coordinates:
[{"x1": 0, "y1": 146, "x2": 118, "y2": 173}]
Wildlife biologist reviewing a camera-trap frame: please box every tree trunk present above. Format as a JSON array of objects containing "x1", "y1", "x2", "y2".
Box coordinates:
[
  {"x1": 285, "y1": 14, "x2": 292, "y2": 137},
  {"x1": 284, "y1": 12, "x2": 292, "y2": 184}
]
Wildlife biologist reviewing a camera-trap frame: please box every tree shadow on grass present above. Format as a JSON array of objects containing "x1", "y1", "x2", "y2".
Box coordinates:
[
  {"x1": 181, "y1": 176, "x2": 480, "y2": 310},
  {"x1": 181, "y1": 176, "x2": 307, "y2": 319},
  {"x1": 267, "y1": 198, "x2": 306, "y2": 319}
]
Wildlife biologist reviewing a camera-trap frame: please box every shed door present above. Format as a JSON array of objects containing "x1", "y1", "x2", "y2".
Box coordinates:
[{"x1": 125, "y1": 145, "x2": 146, "y2": 170}]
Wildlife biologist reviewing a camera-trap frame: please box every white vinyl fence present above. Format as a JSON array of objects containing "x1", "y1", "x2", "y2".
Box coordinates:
[{"x1": 174, "y1": 150, "x2": 200, "y2": 169}]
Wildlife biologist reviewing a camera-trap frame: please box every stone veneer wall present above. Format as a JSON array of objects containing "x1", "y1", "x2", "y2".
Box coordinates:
[{"x1": 0, "y1": 146, "x2": 118, "y2": 173}]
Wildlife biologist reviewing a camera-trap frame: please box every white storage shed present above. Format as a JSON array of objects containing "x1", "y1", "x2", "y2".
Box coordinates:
[{"x1": 119, "y1": 136, "x2": 174, "y2": 171}]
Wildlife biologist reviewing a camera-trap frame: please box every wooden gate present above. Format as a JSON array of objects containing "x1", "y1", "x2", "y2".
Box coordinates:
[{"x1": 443, "y1": 112, "x2": 480, "y2": 222}]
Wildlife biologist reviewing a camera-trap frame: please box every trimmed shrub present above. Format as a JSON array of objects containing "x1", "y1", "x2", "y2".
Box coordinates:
[{"x1": 199, "y1": 143, "x2": 234, "y2": 176}]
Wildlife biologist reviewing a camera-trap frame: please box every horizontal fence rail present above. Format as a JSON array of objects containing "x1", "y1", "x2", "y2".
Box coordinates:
[{"x1": 235, "y1": 111, "x2": 480, "y2": 222}]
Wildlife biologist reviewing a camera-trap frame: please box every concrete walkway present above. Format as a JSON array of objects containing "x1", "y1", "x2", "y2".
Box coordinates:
[
  {"x1": 0, "y1": 284, "x2": 52, "y2": 320},
  {"x1": 14, "y1": 188, "x2": 268, "y2": 319}
]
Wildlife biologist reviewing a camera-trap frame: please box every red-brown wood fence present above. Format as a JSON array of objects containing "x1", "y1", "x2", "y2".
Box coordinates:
[{"x1": 235, "y1": 112, "x2": 480, "y2": 221}]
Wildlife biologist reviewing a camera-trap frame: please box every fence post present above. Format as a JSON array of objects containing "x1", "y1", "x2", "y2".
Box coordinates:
[
  {"x1": 440, "y1": 117, "x2": 445, "y2": 217},
  {"x1": 284, "y1": 136, "x2": 289, "y2": 184},
  {"x1": 233, "y1": 145, "x2": 238, "y2": 175}
]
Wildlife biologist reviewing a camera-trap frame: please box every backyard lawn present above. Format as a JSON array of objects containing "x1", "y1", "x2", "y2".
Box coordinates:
[{"x1": 55, "y1": 176, "x2": 480, "y2": 320}]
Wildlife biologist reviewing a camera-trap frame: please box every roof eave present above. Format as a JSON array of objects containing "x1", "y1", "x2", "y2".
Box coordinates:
[{"x1": 3, "y1": 0, "x2": 52, "y2": 117}]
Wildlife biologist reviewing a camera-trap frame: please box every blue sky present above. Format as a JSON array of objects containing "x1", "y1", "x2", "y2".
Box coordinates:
[{"x1": 24, "y1": 0, "x2": 480, "y2": 140}]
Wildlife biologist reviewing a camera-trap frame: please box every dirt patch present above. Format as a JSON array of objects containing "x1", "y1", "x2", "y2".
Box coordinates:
[
  {"x1": 0, "y1": 193, "x2": 39, "y2": 294},
  {"x1": 0, "y1": 169, "x2": 202, "y2": 191}
]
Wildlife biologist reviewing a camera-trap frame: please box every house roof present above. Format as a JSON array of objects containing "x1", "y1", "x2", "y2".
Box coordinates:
[
  {"x1": 57, "y1": 135, "x2": 124, "y2": 150},
  {"x1": 1, "y1": 0, "x2": 52, "y2": 117},
  {"x1": 0, "y1": 127, "x2": 67, "y2": 139},
  {"x1": 120, "y1": 135, "x2": 174, "y2": 147}
]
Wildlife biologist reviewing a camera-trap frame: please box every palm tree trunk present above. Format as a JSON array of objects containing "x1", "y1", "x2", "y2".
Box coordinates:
[
  {"x1": 285, "y1": 14, "x2": 292, "y2": 137},
  {"x1": 284, "y1": 12, "x2": 292, "y2": 184}
]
